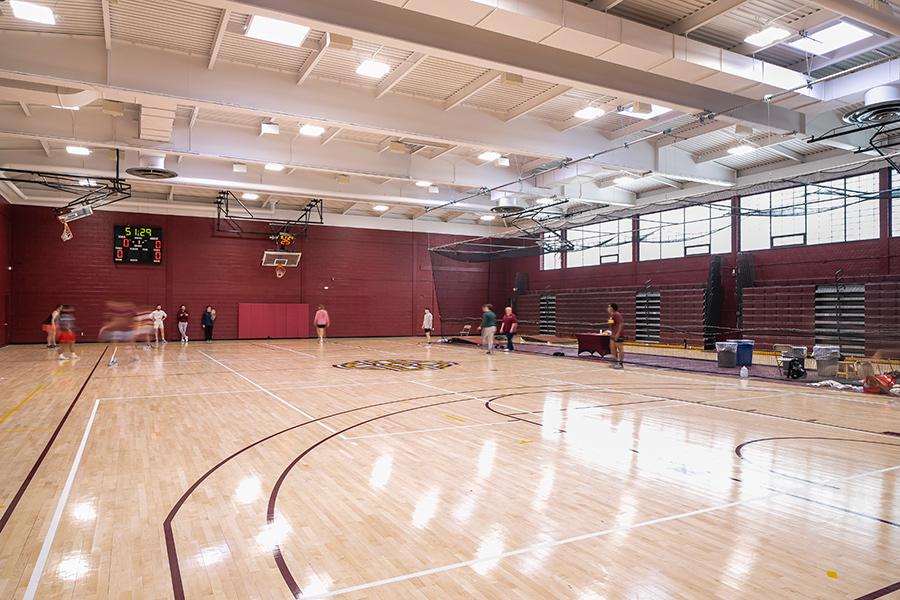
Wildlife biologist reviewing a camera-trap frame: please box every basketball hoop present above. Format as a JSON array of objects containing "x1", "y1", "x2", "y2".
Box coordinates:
[
  {"x1": 275, "y1": 264, "x2": 286, "y2": 279},
  {"x1": 59, "y1": 217, "x2": 74, "y2": 242}
]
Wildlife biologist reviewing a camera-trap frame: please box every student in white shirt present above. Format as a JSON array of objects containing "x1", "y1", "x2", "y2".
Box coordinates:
[
  {"x1": 151, "y1": 304, "x2": 168, "y2": 345},
  {"x1": 422, "y1": 308, "x2": 434, "y2": 345}
]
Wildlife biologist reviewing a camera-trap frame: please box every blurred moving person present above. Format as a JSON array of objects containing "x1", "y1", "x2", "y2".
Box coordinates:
[
  {"x1": 99, "y1": 301, "x2": 136, "y2": 367},
  {"x1": 134, "y1": 306, "x2": 154, "y2": 350},
  {"x1": 56, "y1": 305, "x2": 78, "y2": 360},
  {"x1": 177, "y1": 305, "x2": 189, "y2": 343}
]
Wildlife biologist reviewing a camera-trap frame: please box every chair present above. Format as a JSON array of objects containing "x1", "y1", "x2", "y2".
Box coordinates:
[
  {"x1": 836, "y1": 361, "x2": 856, "y2": 380},
  {"x1": 460, "y1": 324, "x2": 472, "y2": 336}
]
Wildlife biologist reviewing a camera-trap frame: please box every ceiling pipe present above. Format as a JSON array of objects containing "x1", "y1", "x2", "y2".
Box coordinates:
[
  {"x1": 0, "y1": 85, "x2": 98, "y2": 109},
  {"x1": 804, "y1": 0, "x2": 900, "y2": 36}
]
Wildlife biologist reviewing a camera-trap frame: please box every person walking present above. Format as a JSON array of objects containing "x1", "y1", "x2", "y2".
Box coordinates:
[
  {"x1": 478, "y1": 304, "x2": 497, "y2": 355},
  {"x1": 422, "y1": 308, "x2": 434, "y2": 345},
  {"x1": 42, "y1": 304, "x2": 62, "y2": 348},
  {"x1": 314, "y1": 304, "x2": 330, "y2": 342},
  {"x1": 56, "y1": 305, "x2": 78, "y2": 360},
  {"x1": 151, "y1": 304, "x2": 168, "y2": 345},
  {"x1": 499, "y1": 306, "x2": 518, "y2": 352},
  {"x1": 177, "y1": 305, "x2": 189, "y2": 343},
  {"x1": 607, "y1": 302, "x2": 625, "y2": 369},
  {"x1": 202, "y1": 306, "x2": 215, "y2": 343}
]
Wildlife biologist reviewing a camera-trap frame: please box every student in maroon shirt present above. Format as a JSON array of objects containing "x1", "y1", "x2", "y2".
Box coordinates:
[
  {"x1": 607, "y1": 302, "x2": 625, "y2": 369},
  {"x1": 499, "y1": 306, "x2": 518, "y2": 352}
]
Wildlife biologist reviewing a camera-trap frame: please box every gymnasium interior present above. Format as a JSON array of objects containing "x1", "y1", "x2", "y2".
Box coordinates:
[{"x1": 0, "y1": 0, "x2": 898, "y2": 598}]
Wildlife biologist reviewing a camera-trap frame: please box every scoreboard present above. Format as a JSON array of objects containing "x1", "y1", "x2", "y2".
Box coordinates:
[{"x1": 114, "y1": 225, "x2": 163, "y2": 264}]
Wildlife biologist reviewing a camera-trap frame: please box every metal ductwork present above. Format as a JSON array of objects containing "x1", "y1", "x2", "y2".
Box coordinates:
[
  {"x1": 0, "y1": 79, "x2": 98, "y2": 109},
  {"x1": 491, "y1": 195, "x2": 528, "y2": 214},
  {"x1": 805, "y1": 0, "x2": 900, "y2": 36},
  {"x1": 844, "y1": 84, "x2": 900, "y2": 125},
  {"x1": 126, "y1": 154, "x2": 177, "y2": 179}
]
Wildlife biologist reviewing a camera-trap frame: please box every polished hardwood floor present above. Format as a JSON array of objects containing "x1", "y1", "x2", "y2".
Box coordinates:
[{"x1": 0, "y1": 338, "x2": 898, "y2": 599}]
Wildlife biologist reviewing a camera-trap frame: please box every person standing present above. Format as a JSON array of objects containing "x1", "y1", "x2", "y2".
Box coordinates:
[
  {"x1": 56, "y1": 305, "x2": 78, "y2": 360},
  {"x1": 607, "y1": 302, "x2": 625, "y2": 369},
  {"x1": 177, "y1": 305, "x2": 189, "y2": 343},
  {"x1": 478, "y1": 304, "x2": 497, "y2": 355},
  {"x1": 422, "y1": 308, "x2": 434, "y2": 345},
  {"x1": 42, "y1": 304, "x2": 62, "y2": 348},
  {"x1": 499, "y1": 306, "x2": 518, "y2": 352},
  {"x1": 314, "y1": 304, "x2": 330, "y2": 342},
  {"x1": 202, "y1": 305, "x2": 215, "y2": 343},
  {"x1": 151, "y1": 304, "x2": 168, "y2": 345}
]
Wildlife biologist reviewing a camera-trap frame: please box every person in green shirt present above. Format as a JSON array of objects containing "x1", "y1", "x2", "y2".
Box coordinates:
[{"x1": 478, "y1": 304, "x2": 497, "y2": 354}]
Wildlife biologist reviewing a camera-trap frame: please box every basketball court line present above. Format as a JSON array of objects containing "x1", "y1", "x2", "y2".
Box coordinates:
[
  {"x1": 199, "y1": 352, "x2": 339, "y2": 435},
  {"x1": 343, "y1": 418, "x2": 520, "y2": 440},
  {"x1": 298, "y1": 462, "x2": 900, "y2": 600},
  {"x1": 255, "y1": 343, "x2": 318, "y2": 359}
]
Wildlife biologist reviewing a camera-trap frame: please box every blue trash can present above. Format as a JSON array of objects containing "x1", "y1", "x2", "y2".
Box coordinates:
[{"x1": 728, "y1": 339, "x2": 755, "y2": 366}]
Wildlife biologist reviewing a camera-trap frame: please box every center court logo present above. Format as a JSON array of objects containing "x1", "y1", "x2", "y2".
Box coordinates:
[{"x1": 334, "y1": 359, "x2": 458, "y2": 372}]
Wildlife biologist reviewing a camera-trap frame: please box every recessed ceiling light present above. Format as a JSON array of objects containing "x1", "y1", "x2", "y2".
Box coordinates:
[
  {"x1": 415, "y1": 180, "x2": 432, "y2": 188},
  {"x1": 613, "y1": 175, "x2": 637, "y2": 185},
  {"x1": 356, "y1": 59, "x2": 391, "y2": 79},
  {"x1": 727, "y1": 144, "x2": 756, "y2": 155},
  {"x1": 245, "y1": 15, "x2": 310, "y2": 48},
  {"x1": 373, "y1": 205, "x2": 390, "y2": 212},
  {"x1": 788, "y1": 22, "x2": 872, "y2": 55},
  {"x1": 428, "y1": 185, "x2": 440, "y2": 194},
  {"x1": 299, "y1": 124, "x2": 325, "y2": 137},
  {"x1": 480, "y1": 215, "x2": 496, "y2": 221},
  {"x1": 66, "y1": 146, "x2": 91, "y2": 156},
  {"x1": 52, "y1": 105, "x2": 79, "y2": 111},
  {"x1": 264, "y1": 163, "x2": 285, "y2": 172},
  {"x1": 574, "y1": 106, "x2": 605, "y2": 120},
  {"x1": 535, "y1": 197, "x2": 555, "y2": 205},
  {"x1": 242, "y1": 192, "x2": 260, "y2": 200},
  {"x1": 77, "y1": 178, "x2": 97, "y2": 187},
  {"x1": 621, "y1": 104, "x2": 671, "y2": 120},
  {"x1": 496, "y1": 157, "x2": 510, "y2": 167},
  {"x1": 10, "y1": 0, "x2": 55, "y2": 25},
  {"x1": 744, "y1": 26, "x2": 791, "y2": 47},
  {"x1": 233, "y1": 163, "x2": 248, "y2": 173},
  {"x1": 478, "y1": 151, "x2": 502, "y2": 162},
  {"x1": 260, "y1": 122, "x2": 280, "y2": 136}
]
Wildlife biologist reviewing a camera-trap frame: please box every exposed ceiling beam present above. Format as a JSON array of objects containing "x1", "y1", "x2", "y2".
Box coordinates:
[
  {"x1": 101, "y1": 0, "x2": 112, "y2": 51},
  {"x1": 785, "y1": 34, "x2": 892, "y2": 73},
  {"x1": 805, "y1": 0, "x2": 900, "y2": 36},
  {"x1": 428, "y1": 144, "x2": 457, "y2": 159},
  {"x1": 767, "y1": 144, "x2": 803, "y2": 162},
  {"x1": 693, "y1": 132, "x2": 797, "y2": 163},
  {"x1": 666, "y1": 0, "x2": 750, "y2": 35},
  {"x1": 654, "y1": 119, "x2": 731, "y2": 148},
  {"x1": 297, "y1": 32, "x2": 332, "y2": 86},
  {"x1": 39, "y1": 139, "x2": 50, "y2": 157},
  {"x1": 376, "y1": 52, "x2": 427, "y2": 99},
  {"x1": 729, "y1": 9, "x2": 839, "y2": 56},
  {"x1": 320, "y1": 127, "x2": 342, "y2": 145},
  {"x1": 189, "y1": 107, "x2": 199, "y2": 129},
  {"x1": 18, "y1": 102, "x2": 30, "y2": 117},
  {"x1": 648, "y1": 174, "x2": 684, "y2": 188},
  {"x1": 167, "y1": 186, "x2": 175, "y2": 202},
  {"x1": 443, "y1": 70, "x2": 501, "y2": 111},
  {"x1": 588, "y1": 0, "x2": 630, "y2": 10},
  {"x1": 208, "y1": 8, "x2": 232, "y2": 70},
  {"x1": 503, "y1": 84, "x2": 571, "y2": 122}
]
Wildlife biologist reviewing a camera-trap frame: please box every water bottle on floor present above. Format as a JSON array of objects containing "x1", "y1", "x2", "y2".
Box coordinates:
[{"x1": 740, "y1": 366, "x2": 749, "y2": 379}]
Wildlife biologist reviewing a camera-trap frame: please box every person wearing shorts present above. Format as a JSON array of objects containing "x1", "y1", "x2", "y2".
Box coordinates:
[
  {"x1": 151, "y1": 304, "x2": 168, "y2": 345},
  {"x1": 177, "y1": 305, "x2": 189, "y2": 343},
  {"x1": 56, "y1": 305, "x2": 78, "y2": 360},
  {"x1": 499, "y1": 306, "x2": 518, "y2": 352},
  {"x1": 314, "y1": 305, "x2": 330, "y2": 342},
  {"x1": 478, "y1": 304, "x2": 497, "y2": 355},
  {"x1": 607, "y1": 302, "x2": 625, "y2": 369},
  {"x1": 422, "y1": 308, "x2": 433, "y2": 345},
  {"x1": 100, "y1": 301, "x2": 136, "y2": 367},
  {"x1": 42, "y1": 305, "x2": 61, "y2": 348}
]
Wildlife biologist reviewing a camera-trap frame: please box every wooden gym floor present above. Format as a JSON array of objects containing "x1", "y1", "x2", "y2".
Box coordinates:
[{"x1": 0, "y1": 338, "x2": 898, "y2": 599}]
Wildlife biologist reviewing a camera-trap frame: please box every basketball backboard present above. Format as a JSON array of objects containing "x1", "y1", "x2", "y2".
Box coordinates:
[{"x1": 262, "y1": 250, "x2": 302, "y2": 267}]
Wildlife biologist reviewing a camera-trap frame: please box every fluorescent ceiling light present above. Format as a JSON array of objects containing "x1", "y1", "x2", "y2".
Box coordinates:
[
  {"x1": 356, "y1": 59, "x2": 391, "y2": 79},
  {"x1": 299, "y1": 124, "x2": 325, "y2": 137},
  {"x1": 66, "y1": 146, "x2": 91, "y2": 156},
  {"x1": 264, "y1": 163, "x2": 285, "y2": 172},
  {"x1": 77, "y1": 179, "x2": 97, "y2": 187},
  {"x1": 10, "y1": 0, "x2": 55, "y2": 25},
  {"x1": 52, "y1": 105, "x2": 79, "y2": 111},
  {"x1": 744, "y1": 26, "x2": 790, "y2": 47},
  {"x1": 373, "y1": 205, "x2": 390, "y2": 212},
  {"x1": 535, "y1": 197, "x2": 555, "y2": 205},
  {"x1": 613, "y1": 175, "x2": 637, "y2": 185},
  {"x1": 788, "y1": 22, "x2": 872, "y2": 55},
  {"x1": 574, "y1": 106, "x2": 605, "y2": 120},
  {"x1": 241, "y1": 192, "x2": 260, "y2": 200},
  {"x1": 478, "y1": 151, "x2": 502, "y2": 162},
  {"x1": 496, "y1": 157, "x2": 510, "y2": 167},
  {"x1": 415, "y1": 180, "x2": 432, "y2": 187},
  {"x1": 621, "y1": 104, "x2": 671, "y2": 120},
  {"x1": 727, "y1": 144, "x2": 756, "y2": 155},
  {"x1": 480, "y1": 215, "x2": 496, "y2": 221},
  {"x1": 245, "y1": 15, "x2": 310, "y2": 47},
  {"x1": 428, "y1": 185, "x2": 440, "y2": 194},
  {"x1": 233, "y1": 163, "x2": 247, "y2": 173},
  {"x1": 260, "y1": 122, "x2": 280, "y2": 136}
]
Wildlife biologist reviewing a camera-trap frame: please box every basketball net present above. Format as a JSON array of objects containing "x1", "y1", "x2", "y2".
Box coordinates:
[
  {"x1": 275, "y1": 264, "x2": 286, "y2": 279},
  {"x1": 59, "y1": 218, "x2": 74, "y2": 242}
]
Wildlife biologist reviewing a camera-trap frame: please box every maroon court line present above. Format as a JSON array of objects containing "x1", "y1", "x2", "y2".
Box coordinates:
[
  {"x1": 0, "y1": 347, "x2": 107, "y2": 535},
  {"x1": 855, "y1": 581, "x2": 900, "y2": 600}
]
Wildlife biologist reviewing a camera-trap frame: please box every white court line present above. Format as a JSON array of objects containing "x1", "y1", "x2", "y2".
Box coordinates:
[
  {"x1": 257, "y1": 343, "x2": 318, "y2": 359},
  {"x1": 200, "y1": 352, "x2": 338, "y2": 435},
  {"x1": 300, "y1": 462, "x2": 900, "y2": 600},
  {"x1": 23, "y1": 398, "x2": 100, "y2": 600}
]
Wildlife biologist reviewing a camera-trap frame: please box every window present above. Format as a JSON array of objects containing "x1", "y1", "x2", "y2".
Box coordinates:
[
  {"x1": 741, "y1": 172, "x2": 880, "y2": 251},
  {"x1": 639, "y1": 201, "x2": 731, "y2": 261},
  {"x1": 539, "y1": 232, "x2": 562, "y2": 270},
  {"x1": 565, "y1": 218, "x2": 632, "y2": 268}
]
